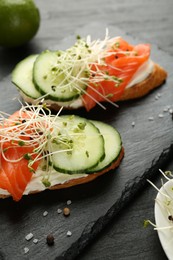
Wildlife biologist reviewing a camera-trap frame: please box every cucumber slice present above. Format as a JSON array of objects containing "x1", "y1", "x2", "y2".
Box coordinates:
[
  {"x1": 51, "y1": 115, "x2": 105, "y2": 174},
  {"x1": 12, "y1": 55, "x2": 41, "y2": 99},
  {"x1": 87, "y1": 121, "x2": 122, "y2": 173},
  {"x1": 33, "y1": 50, "x2": 87, "y2": 102}
]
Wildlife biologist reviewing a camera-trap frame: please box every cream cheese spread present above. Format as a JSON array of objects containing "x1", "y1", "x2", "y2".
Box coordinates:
[
  {"x1": 0, "y1": 166, "x2": 88, "y2": 196},
  {"x1": 126, "y1": 59, "x2": 154, "y2": 88}
]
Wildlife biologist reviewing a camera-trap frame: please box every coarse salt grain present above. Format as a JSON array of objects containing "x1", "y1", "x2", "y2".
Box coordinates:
[
  {"x1": 163, "y1": 105, "x2": 172, "y2": 112},
  {"x1": 25, "y1": 233, "x2": 34, "y2": 241},
  {"x1": 169, "y1": 109, "x2": 173, "y2": 114},
  {"x1": 158, "y1": 114, "x2": 164, "y2": 118},
  {"x1": 131, "y1": 121, "x2": 135, "y2": 127},
  {"x1": 67, "y1": 200, "x2": 72, "y2": 205},
  {"x1": 43, "y1": 211, "x2": 48, "y2": 217},
  {"x1": 57, "y1": 208, "x2": 62, "y2": 214},
  {"x1": 155, "y1": 93, "x2": 161, "y2": 100},
  {"x1": 67, "y1": 231, "x2": 72, "y2": 237},
  {"x1": 24, "y1": 247, "x2": 29, "y2": 254},
  {"x1": 33, "y1": 238, "x2": 38, "y2": 244},
  {"x1": 148, "y1": 116, "x2": 154, "y2": 121}
]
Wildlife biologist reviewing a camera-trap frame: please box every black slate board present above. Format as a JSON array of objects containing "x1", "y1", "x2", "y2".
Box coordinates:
[{"x1": 0, "y1": 23, "x2": 172, "y2": 260}]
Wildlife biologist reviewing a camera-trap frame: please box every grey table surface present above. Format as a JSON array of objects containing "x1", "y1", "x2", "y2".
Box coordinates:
[{"x1": 0, "y1": 1, "x2": 173, "y2": 259}]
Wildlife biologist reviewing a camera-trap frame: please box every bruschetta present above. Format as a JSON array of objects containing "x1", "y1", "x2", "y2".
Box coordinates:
[
  {"x1": 0, "y1": 104, "x2": 124, "y2": 201},
  {"x1": 12, "y1": 34, "x2": 167, "y2": 111}
]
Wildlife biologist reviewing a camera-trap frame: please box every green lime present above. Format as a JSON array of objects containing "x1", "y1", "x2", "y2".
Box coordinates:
[{"x1": 0, "y1": 0, "x2": 40, "y2": 48}]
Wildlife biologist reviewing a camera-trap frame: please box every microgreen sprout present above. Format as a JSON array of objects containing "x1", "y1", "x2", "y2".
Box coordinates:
[
  {"x1": 23, "y1": 153, "x2": 32, "y2": 161},
  {"x1": 143, "y1": 219, "x2": 155, "y2": 228},
  {"x1": 0, "y1": 103, "x2": 98, "y2": 184},
  {"x1": 147, "y1": 169, "x2": 173, "y2": 231},
  {"x1": 18, "y1": 140, "x2": 25, "y2": 146},
  {"x1": 0, "y1": 104, "x2": 64, "y2": 163},
  {"x1": 37, "y1": 31, "x2": 140, "y2": 110},
  {"x1": 42, "y1": 178, "x2": 51, "y2": 187}
]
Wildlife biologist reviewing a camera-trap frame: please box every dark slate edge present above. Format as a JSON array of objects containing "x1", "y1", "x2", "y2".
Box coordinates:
[{"x1": 55, "y1": 143, "x2": 173, "y2": 260}]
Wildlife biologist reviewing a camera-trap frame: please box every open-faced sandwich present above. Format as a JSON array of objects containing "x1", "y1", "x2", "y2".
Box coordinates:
[
  {"x1": 0, "y1": 104, "x2": 124, "y2": 201},
  {"x1": 12, "y1": 33, "x2": 167, "y2": 111}
]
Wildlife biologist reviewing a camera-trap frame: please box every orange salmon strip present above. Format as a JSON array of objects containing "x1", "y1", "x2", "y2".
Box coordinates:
[
  {"x1": 0, "y1": 111, "x2": 41, "y2": 201},
  {"x1": 82, "y1": 38, "x2": 150, "y2": 111}
]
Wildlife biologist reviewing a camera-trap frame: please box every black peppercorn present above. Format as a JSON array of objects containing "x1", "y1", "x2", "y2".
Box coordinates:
[
  {"x1": 168, "y1": 215, "x2": 173, "y2": 221},
  {"x1": 46, "y1": 234, "x2": 54, "y2": 246}
]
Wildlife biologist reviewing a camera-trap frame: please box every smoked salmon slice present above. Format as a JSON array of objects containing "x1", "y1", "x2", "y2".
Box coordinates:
[
  {"x1": 0, "y1": 111, "x2": 40, "y2": 201},
  {"x1": 0, "y1": 145, "x2": 39, "y2": 201},
  {"x1": 82, "y1": 37, "x2": 150, "y2": 111}
]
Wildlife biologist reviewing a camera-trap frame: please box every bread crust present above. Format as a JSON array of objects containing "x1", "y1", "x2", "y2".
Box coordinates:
[
  {"x1": 0, "y1": 147, "x2": 124, "y2": 199},
  {"x1": 49, "y1": 147, "x2": 124, "y2": 190},
  {"x1": 119, "y1": 63, "x2": 167, "y2": 101}
]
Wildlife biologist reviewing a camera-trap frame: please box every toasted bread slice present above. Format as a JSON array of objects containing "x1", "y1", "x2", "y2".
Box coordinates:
[{"x1": 120, "y1": 63, "x2": 167, "y2": 101}]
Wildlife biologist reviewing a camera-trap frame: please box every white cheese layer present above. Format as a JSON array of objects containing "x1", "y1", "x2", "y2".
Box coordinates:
[
  {"x1": 126, "y1": 59, "x2": 154, "y2": 88},
  {"x1": 0, "y1": 167, "x2": 88, "y2": 196}
]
